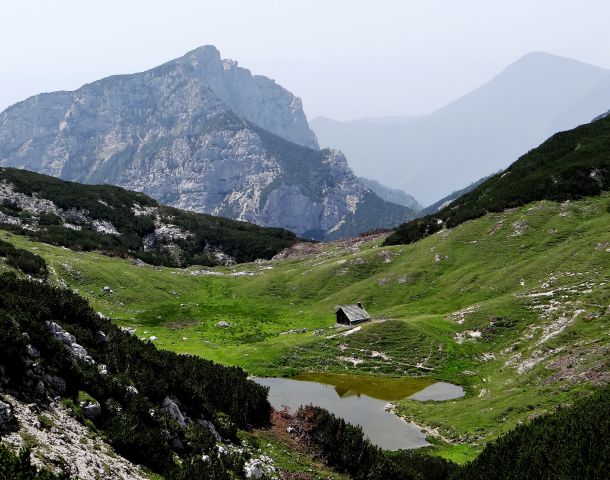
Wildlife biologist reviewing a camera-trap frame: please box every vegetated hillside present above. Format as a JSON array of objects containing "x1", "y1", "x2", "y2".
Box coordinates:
[
  {"x1": 418, "y1": 175, "x2": 492, "y2": 217},
  {"x1": 0, "y1": 167, "x2": 297, "y2": 267},
  {"x1": 385, "y1": 113, "x2": 610, "y2": 246},
  {"x1": 311, "y1": 52, "x2": 610, "y2": 204},
  {"x1": 3, "y1": 189, "x2": 608, "y2": 463},
  {"x1": 0, "y1": 46, "x2": 413, "y2": 239},
  {"x1": 454, "y1": 384, "x2": 610, "y2": 480},
  {"x1": 0, "y1": 273, "x2": 271, "y2": 479}
]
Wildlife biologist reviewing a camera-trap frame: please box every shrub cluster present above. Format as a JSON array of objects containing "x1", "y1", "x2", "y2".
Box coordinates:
[
  {"x1": 0, "y1": 445, "x2": 69, "y2": 480},
  {"x1": 0, "y1": 167, "x2": 297, "y2": 267},
  {"x1": 0, "y1": 274, "x2": 271, "y2": 478},
  {"x1": 454, "y1": 384, "x2": 610, "y2": 480},
  {"x1": 0, "y1": 239, "x2": 47, "y2": 277},
  {"x1": 294, "y1": 385, "x2": 610, "y2": 480}
]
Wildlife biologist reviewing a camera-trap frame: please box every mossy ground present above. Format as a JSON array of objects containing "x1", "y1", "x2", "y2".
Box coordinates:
[{"x1": 1, "y1": 193, "x2": 609, "y2": 463}]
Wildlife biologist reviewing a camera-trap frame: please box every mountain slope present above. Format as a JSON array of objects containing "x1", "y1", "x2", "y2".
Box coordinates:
[
  {"x1": 311, "y1": 52, "x2": 610, "y2": 204},
  {"x1": 358, "y1": 177, "x2": 422, "y2": 211},
  {"x1": 385, "y1": 113, "x2": 610, "y2": 246},
  {"x1": 0, "y1": 166, "x2": 297, "y2": 267},
  {"x1": 0, "y1": 273, "x2": 272, "y2": 479},
  {"x1": 0, "y1": 46, "x2": 411, "y2": 239},
  {"x1": 418, "y1": 175, "x2": 492, "y2": 217}
]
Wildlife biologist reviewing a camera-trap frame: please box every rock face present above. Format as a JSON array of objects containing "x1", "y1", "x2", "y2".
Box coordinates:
[
  {"x1": 2, "y1": 394, "x2": 147, "y2": 480},
  {"x1": 0, "y1": 400, "x2": 17, "y2": 432},
  {"x1": 358, "y1": 177, "x2": 421, "y2": 211},
  {"x1": 173, "y1": 46, "x2": 318, "y2": 149},
  {"x1": 0, "y1": 46, "x2": 412, "y2": 239}
]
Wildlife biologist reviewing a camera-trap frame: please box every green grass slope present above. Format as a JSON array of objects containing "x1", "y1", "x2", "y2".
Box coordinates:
[
  {"x1": 1, "y1": 192, "x2": 608, "y2": 461},
  {"x1": 386, "y1": 114, "x2": 610, "y2": 246}
]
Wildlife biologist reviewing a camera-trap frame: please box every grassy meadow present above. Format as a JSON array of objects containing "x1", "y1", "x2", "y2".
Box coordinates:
[{"x1": 1, "y1": 192, "x2": 609, "y2": 462}]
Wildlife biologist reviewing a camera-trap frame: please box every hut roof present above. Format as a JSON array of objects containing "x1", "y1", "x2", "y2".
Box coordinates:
[{"x1": 335, "y1": 304, "x2": 370, "y2": 323}]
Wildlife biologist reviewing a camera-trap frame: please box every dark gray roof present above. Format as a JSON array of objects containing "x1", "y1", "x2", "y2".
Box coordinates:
[{"x1": 336, "y1": 304, "x2": 370, "y2": 322}]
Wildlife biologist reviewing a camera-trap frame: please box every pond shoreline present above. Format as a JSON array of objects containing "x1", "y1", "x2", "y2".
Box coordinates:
[{"x1": 253, "y1": 373, "x2": 465, "y2": 451}]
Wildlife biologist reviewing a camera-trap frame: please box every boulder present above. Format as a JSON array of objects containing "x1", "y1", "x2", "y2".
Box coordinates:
[
  {"x1": 244, "y1": 456, "x2": 276, "y2": 479},
  {"x1": 80, "y1": 401, "x2": 101, "y2": 419},
  {"x1": 95, "y1": 330, "x2": 108, "y2": 344},
  {"x1": 44, "y1": 374, "x2": 67, "y2": 396},
  {"x1": 0, "y1": 400, "x2": 17, "y2": 432},
  {"x1": 25, "y1": 344, "x2": 40, "y2": 359},
  {"x1": 34, "y1": 380, "x2": 45, "y2": 397},
  {"x1": 162, "y1": 397, "x2": 186, "y2": 427},
  {"x1": 198, "y1": 419, "x2": 221, "y2": 441},
  {"x1": 126, "y1": 385, "x2": 139, "y2": 395}
]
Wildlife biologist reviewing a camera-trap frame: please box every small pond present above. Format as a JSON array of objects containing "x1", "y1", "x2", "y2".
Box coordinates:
[{"x1": 253, "y1": 373, "x2": 464, "y2": 450}]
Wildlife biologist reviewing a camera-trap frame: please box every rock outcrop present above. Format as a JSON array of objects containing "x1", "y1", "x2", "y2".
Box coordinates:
[
  {"x1": 0, "y1": 46, "x2": 413, "y2": 239},
  {"x1": 163, "y1": 396, "x2": 186, "y2": 427},
  {"x1": 2, "y1": 394, "x2": 147, "y2": 480},
  {"x1": 0, "y1": 399, "x2": 17, "y2": 432},
  {"x1": 47, "y1": 321, "x2": 95, "y2": 365}
]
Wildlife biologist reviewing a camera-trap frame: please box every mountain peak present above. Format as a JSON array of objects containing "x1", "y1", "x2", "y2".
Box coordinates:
[
  {"x1": 506, "y1": 51, "x2": 607, "y2": 75},
  {"x1": 184, "y1": 44, "x2": 221, "y2": 59},
  {"x1": 167, "y1": 45, "x2": 318, "y2": 149},
  {"x1": 176, "y1": 45, "x2": 223, "y2": 70}
]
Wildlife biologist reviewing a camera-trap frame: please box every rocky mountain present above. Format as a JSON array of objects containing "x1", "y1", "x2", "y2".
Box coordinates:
[
  {"x1": 358, "y1": 176, "x2": 421, "y2": 211},
  {"x1": 311, "y1": 52, "x2": 610, "y2": 205},
  {"x1": 0, "y1": 46, "x2": 411, "y2": 240}
]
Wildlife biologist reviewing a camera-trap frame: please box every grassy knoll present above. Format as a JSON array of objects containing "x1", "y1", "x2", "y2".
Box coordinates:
[{"x1": 1, "y1": 193, "x2": 608, "y2": 462}]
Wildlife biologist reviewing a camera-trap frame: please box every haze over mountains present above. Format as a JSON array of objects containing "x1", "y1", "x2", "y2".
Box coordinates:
[
  {"x1": 0, "y1": 46, "x2": 412, "y2": 240},
  {"x1": 311, "y1": 52, "x2": 610, "y2": 205}
]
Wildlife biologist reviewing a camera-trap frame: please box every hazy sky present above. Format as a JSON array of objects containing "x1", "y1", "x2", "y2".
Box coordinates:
[{"x1": 1, "y1": 1, "x2": 609, "y2": 120}]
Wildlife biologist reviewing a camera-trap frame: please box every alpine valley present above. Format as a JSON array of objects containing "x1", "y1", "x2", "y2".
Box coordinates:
[{"x1": 0, "y1": 41, "x2": 609, "y2": 480}]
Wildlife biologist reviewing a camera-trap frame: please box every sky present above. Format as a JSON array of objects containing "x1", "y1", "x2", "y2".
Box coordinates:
[{"x1": 1, "y1": 0, "x2": 609, "y2": 121}]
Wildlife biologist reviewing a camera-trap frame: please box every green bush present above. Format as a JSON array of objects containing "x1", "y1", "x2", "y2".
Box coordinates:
[
  {"x1": 294, "y1": 405, "x2": 456, "y2": 480},
  {"x1": 0, "y1": 239, "x2": 47, "y2": 277},
  {"x1": 454, "y1": 384, "x2": 610, "y2": 480}
]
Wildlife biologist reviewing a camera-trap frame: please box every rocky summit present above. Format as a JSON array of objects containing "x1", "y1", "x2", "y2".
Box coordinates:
[{"x1": 0, "y1": 45, "x2": 412, "y2": 239}]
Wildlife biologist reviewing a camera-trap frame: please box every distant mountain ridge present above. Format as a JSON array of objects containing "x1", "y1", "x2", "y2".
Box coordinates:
[
  {"x1": 311, "y1": 52, "x2": 610, "y2": 204},
  {"x1": 0, "y1": 46, "x2": 413, "y2": 239},
  {"x1": 358, "y1": 177, "x2": 421, "y2": 211},
  {"x1": 385, "y1": 113, "x2": 610, "y2": 246}
]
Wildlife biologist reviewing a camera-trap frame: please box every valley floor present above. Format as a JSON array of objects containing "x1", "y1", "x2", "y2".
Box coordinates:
[{"x1": 1, "y1": 193, "x2": 609, "y2": 462}]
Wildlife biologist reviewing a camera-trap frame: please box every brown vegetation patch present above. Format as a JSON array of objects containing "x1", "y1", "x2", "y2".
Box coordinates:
[{"x1": 165, "y1": 319, "x2": 198, "y2": 330}]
